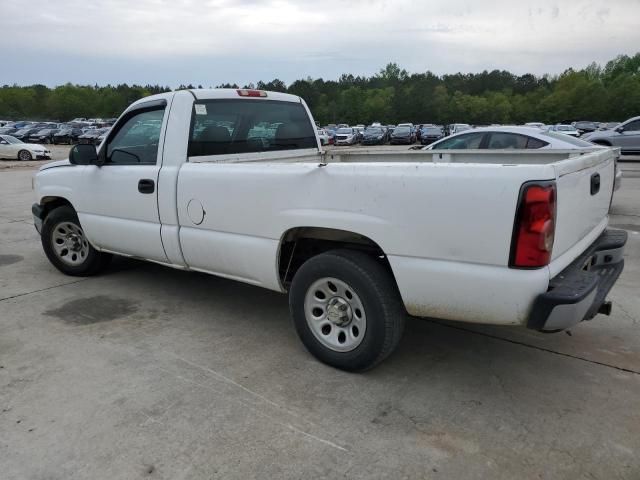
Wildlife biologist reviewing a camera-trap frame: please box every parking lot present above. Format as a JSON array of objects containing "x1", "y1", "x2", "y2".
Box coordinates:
[{"x1": 0, "y1": 158, "x2": 639, "y2": 479}]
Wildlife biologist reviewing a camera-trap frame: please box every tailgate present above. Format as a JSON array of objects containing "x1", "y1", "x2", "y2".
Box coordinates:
[{"x1": 552, "y1": 149, "x2": 615, "y2": 261}]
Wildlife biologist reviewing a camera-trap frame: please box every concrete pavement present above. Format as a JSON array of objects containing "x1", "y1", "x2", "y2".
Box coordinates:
[{"x1": 1, "y1": 164, "x2": 639, "y2": 480}]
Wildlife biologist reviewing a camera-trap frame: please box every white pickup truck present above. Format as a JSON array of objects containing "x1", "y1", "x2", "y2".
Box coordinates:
[{"x1": 32, "y1": 89, "x2": 627, "y2": 371}]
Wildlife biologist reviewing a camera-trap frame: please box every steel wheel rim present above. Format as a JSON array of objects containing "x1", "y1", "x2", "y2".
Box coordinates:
[
  {"x1": 304, "y1": 277, "x2": 367, "y2": 352},
  {"x1": 51, "y1": 221, "x2": 90, "y2": 266},
  {"x1": 19, "y1": 150, "x2": 31, "y2": 161}
]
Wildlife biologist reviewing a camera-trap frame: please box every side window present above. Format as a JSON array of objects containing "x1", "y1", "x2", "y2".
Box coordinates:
[
  {"x1": 623, "y1": 120, "x2": 640, "y2": 132},
  {"x1": 188, "y1": 99, "x2": 316, "y2": 157},
  {"x1": 526, "y1": 137, "x2": 549, "y2": 149},
  {"x1": 433, "y1": 132, "x2": 485, "y2": 149},
  {"x1": 487, "y1": 132, "x2": 528, "y2": 149},
  {"x1": 106, "y1": 109, "x2": 165, "y2": 165}
]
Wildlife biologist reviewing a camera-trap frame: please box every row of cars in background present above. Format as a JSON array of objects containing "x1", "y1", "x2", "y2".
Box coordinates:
[
  {"x1": 318, "y1": 116, "x2": 640, "y2": 155},
  {"x1": 0, "y1": 118, "x2": 115, "y2": 161},
  {"x1": 0, "y1": 119, "x2": 114, "y2": 146},
  {"x1": 317, "y1": 123, "x2": 452, "y2": 147}
]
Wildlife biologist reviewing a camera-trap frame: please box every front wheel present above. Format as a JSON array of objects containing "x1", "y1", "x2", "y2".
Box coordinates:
[
  {"x1": 41, "y1": 206, "x2": 112, "y2": 276},
  {"x1": 289, "y1": 250, "x2": 405, "y2": 371},
  {"x1": 18, "y1": 150, "x2": 32, "y2": 161}
]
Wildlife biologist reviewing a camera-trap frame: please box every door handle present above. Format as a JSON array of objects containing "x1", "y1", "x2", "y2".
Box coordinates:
[
  {"x1": 590, "y1": 173, "x2": 600, "y2": 195},
  {"x1": 138, "y1": 179, "x2": 155, "y2": 194}
]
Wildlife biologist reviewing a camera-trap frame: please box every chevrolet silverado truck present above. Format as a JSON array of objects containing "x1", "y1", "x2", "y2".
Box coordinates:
[{"x1": 32, "y1": 89, "x2": 627, "y2": 371}]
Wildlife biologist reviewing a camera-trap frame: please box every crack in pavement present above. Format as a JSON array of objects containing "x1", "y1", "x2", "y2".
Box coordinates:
[
  {"x1": 431, "y1": 320, "x2": 640, "y2": 375},
  {"x1": 0, "y1": 279, "x2": 89, "y2": 303}
]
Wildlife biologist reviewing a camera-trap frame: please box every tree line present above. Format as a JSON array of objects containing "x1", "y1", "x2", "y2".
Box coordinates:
[{"x1": 1, "y1": 53, "x2": 639, "y2": 125}]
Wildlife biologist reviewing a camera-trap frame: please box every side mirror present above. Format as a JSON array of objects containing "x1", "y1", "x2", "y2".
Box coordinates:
[
  {"x1": 69, "y1": 144, "x2": 98, "y2": 165},
  {"x1": 615, "y1": 126, "x2": 624, "y2": 133}
]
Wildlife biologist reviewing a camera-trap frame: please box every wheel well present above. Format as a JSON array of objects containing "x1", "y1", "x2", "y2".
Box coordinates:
[
  {"x1": 40, "y1": 197, "x2": 73, "y2": 219},
  {"x1": 278, "y1": 227, "x2": 396, "y2": 289}
]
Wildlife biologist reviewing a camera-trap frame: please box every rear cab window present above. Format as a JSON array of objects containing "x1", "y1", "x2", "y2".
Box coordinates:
[{"x1": 188, "y1": 99, "x2": 317, "y2": 157}]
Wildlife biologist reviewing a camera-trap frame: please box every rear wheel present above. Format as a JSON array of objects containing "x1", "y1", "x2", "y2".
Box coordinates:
[
  {"x1": 289, "y1": 249, "x2": 405, "y2": 372},
  {"x1": 41, "y1": 206, "x2": 112, "y2": 276}
]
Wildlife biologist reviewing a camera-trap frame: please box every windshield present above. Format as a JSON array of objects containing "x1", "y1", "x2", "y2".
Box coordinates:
[
  {"x1": 575, "y1": 121, "x2": 596, "y2": 129},
  {"x1": 337, "y1": 128, "x2": 352, "y2": 134},
  {"x1": 365, "y1": 128, "x2": 383, "y2": 134},
  {"x1": 423, "y1": 127, "x2": 441, "y2": 134},
  {"x1": 2, "y1": 135, "x2": 22, "y2": 144},
  {"x1": 394, "y1": 127, "x2": 410, "y2": 134},
  {"x1": 540, "y1": 132, "x2": 594, "y2": 147},
  {"x1": 556, "y1": 125, "x2": 573, "y2": 131}
]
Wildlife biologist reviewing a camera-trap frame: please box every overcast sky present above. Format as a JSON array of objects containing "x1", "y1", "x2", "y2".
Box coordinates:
[{"x1": 4, "y1": 0, "x2": 639, "y2": 87}]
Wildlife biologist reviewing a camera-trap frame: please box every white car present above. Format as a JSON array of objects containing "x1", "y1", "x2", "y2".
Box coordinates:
[
  {"x1": 316, "y1": 128, "x2": 330, "y2": 146},
  {"x1": 421, "y1": 126, "x2": 622, "y2": 191},
  {"x1": 32, "y1": 89, "x2": 626, "y2": 372},
  {"x1": 334, "y1": 127, "x2": 358, "y2": 145},
  {"x1": 0, "y1": 135, "x2": 51, "y2": 161},
  {"x1": 547, "y1": 124, "x2": 580, "y2": 137},
  {"x1": 423, "y1": 126, "x2": 600, "y2": 150}
]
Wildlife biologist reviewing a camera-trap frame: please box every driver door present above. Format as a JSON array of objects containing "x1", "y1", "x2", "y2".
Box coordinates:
[{"x1": 77, "y1": 103, "x2": 168, "y2": 262}]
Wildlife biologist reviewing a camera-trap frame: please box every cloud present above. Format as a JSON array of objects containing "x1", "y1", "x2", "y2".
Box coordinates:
[{"x1": 2, "y1": 0, "x2": 638, "y2": 86}]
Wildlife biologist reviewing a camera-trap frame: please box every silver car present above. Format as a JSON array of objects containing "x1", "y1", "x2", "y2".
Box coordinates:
[{"x1": 582, "y1": 116, "x2": 640, "y2": 154}]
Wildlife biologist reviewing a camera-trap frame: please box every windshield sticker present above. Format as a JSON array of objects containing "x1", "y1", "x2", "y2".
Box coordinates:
[{"x1": 195, "y1": 104, "x2": 207, "y2": 115}]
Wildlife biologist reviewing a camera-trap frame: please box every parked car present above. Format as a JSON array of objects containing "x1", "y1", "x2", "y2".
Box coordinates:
[
  {"x1": 78, "y1": 128, "x2": 109, "y2": 145},
  {"x1": 582, "y1": 116, "x2": 640, "y2": 154},
  {"x1": 448, "y1": 123, "x2": 472, "y2": 136},
  {"x1": 27, "y1": 128, "x2": 59, "y2": 144},
  {"x1": 420, "y1": 126, "x2": 444, "y2": 145},
  {"x1": 96, "y1": 128, "x2": 111, "y2": 146},
  {"x1": 12, "y1": 127, "x2": 45, "y2": 142},
  {"x1": 390, "y1": 126, "x2": 415, "y2": 144},
  {"x1": 600, "y1": 122, "x2": 620, "y2": 130},
  {"x1": 547, "y1": 124, "x2": 580, "y2": 137},
  {"x1": 361, "y1": 126, "x2": 388, "y2": 145},
  {"x1": 353, "y1": 125, "x2": 366, "y2": 142},
  {"x1": 420, "y1": 126, "x2": 622, "y2": 192},
  {"x1": 53, "y1": 128, "x2": 84, "y2": 145},
  {"x1": 0, "y1": 134, "x2": 51, "y2": 161},
  {"x1": 334, "y1": 127, "x2": 359, "y2": 146},
  {"x1": 316, "y1": 128, "x2": 330, "y2": 146},
  {"x1": 424, "y1": 126, "x2": 599, "y2": 151},
  {"x1": 573, "y1": 121, "x2": 598, "y2": 135},
  {"x1": 32, "y1": 89, "x2": 626, "y2": 372},
  {"x1": 0, "y1": 126, "x2": 19, "y2": 135}
]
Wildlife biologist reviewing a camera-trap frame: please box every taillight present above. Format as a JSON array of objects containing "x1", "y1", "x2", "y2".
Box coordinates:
[
  {"x1": 510, "y1": 182, "x2": 556, "y2": 268},
  {"x1": 236, "y1": 89, "x2": 267, "y2": 97}
]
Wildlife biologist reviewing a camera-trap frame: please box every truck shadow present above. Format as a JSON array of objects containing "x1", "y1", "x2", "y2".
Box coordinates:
[{"x1": 108, "y1": 257, "x2": 636, "y2": 378}]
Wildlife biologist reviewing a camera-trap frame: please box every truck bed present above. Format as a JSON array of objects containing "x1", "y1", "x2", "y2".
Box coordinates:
[{"x1": 189, "y1": 145, "x2": 610, "y2": 166}]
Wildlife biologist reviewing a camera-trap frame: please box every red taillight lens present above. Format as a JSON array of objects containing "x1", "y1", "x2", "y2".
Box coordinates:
[
  {"x1": 236, "y1": 89, "x2": 267, "y2": 97},
  {"x1": 510, "y1": 182, "x2": 556, "y2": 268}
]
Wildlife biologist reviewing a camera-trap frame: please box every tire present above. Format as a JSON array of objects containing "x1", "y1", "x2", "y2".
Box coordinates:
[
  {"x1": 41, "y1": 206, "x2": 112, "y2": 276},
  {"x1": 289, "y1": 249, "x2": 405, "y2": 372},
  {"x1": 17, "y1": 150, "x2": 32, "y2": 161}
]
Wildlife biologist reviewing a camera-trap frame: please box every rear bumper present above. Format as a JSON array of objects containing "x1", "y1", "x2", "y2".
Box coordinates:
[{"x1": 528, "y1": 229, "x2": 627, "y2": 331}]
